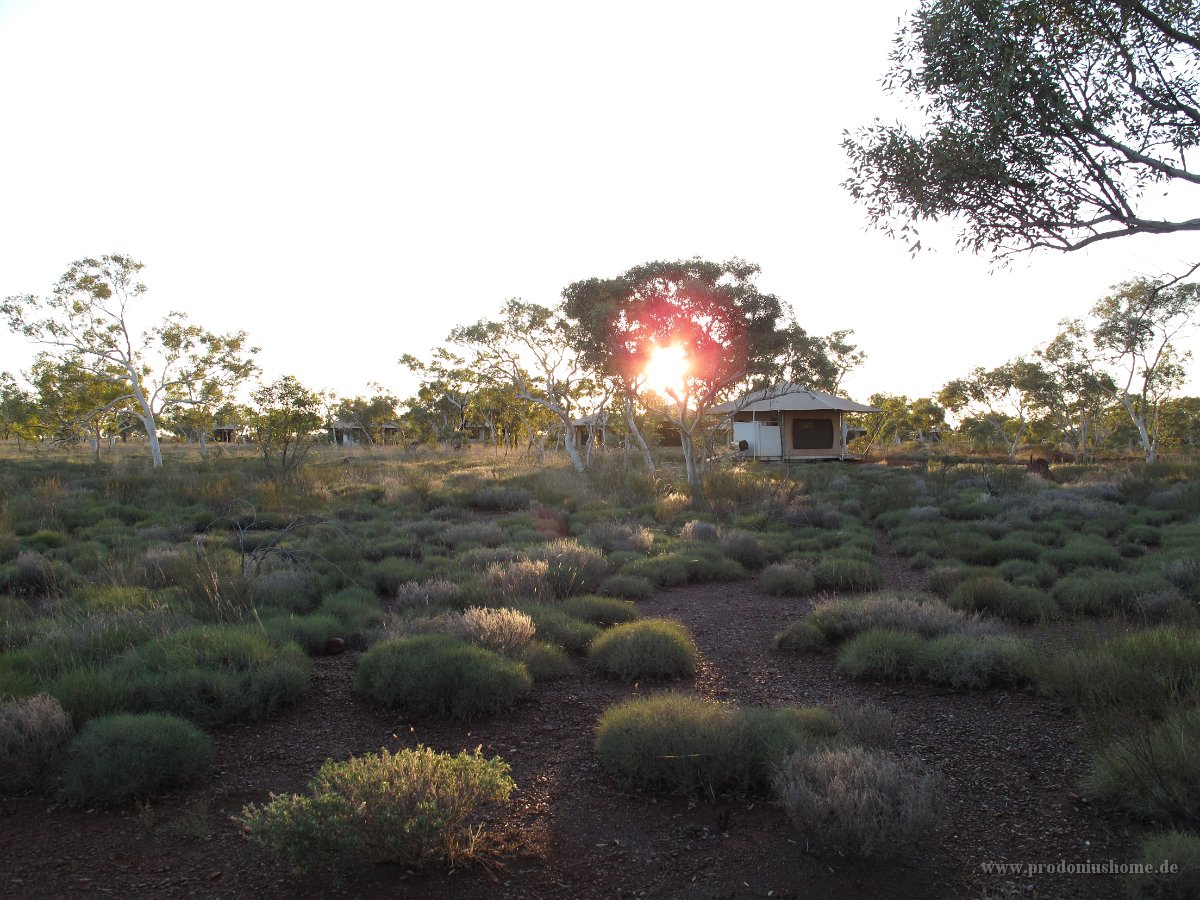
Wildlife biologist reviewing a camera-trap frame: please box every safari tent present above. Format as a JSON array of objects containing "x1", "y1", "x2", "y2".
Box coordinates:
[{"x1": 711, "y1": 385, "x2": 879, "y2": 461}]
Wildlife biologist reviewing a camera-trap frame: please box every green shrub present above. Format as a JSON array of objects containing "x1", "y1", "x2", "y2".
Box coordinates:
[
  {"x1": 45, "y1": 667, "x2": 129, "y2": 725},
  {"x1": 238, "y1": 746, "x2": 515, "y2": 872},
  {"x1": 262, "y1": 612, "x2": 342, "y2": 655},
  {"x1": 679, "y1": 520, "x2": 719, "y2": 543},
  {"x1": 719, "y1": 530, "x2": 770, "y2": 569},
  {"x1": 771, "y1": 620, "x2": 826, "y2": 653},
  {"x1": 947, "y1": 576, "x2": 1058, "y2": 623},
  {"x1": 530, "y1": 540, "x2": 611, "y2": 597},
  {"x1": 812, "y1": 557, "x2": 882, "y2": 592},
  {"x1": 318, "y1": 586, "x2": 384, "y2": 642},
  {"x1": 371, "y1": 558, "x2": 425, "y2": 598},
  {"x1": 920, "y1": 634, "x2": 1032, "y2": 689},
  {"x1": 459, "y1": 606, "x2": 535, "y2": 655},
  {"x1": 1085, "y1": 708, "x2": 1200, "y2": 825},
  {"x1": 355, "y1": 635, "x2": 531, "y2": 719},
  {"x1": 1125, "y1": 830, "x2": 1200, "y2": 900},
  {"x1": 118, "y1": 626, "x2": 311, "y2": 726},
  {"x1": 828, "y1": 699, "x2": 896, "y2": 749},
  {"x1": 792, "y1": 593, "x2": 999, "y2": 647},
  {"x1": 60, "y1": 712, "x2": 212, "y2": 806},
  {"x1": 836, "y1": 629, "x2": 932, "y2": 682},
  {"x1": 594, "y1": 694, "x2": 838, "y2": 795},
  {"x1": 395, "y1": 577, "x2": 464, "y2": 607},
  {"x1": 758, "y1": 563, "x2": 816, "y2": 596},
  {"x1": 482, "y1": 559, "x2": 552, "y2": 603},
  {"x1": 1034, "y1": 626, "x2": 1200, "y2": 716},
  {"x1": 559, "y1": 595, "x2": 640, "y2": 626},
  {"x1": 0, "y1": 693, "x2": 73, "y2": 793},
  {"x1": 583, "y1": 521, "x2": 654, "y2": 554},
  {"x1": 772, "y1": 746, "x2": 939, "y2": 858},
  {"x1": 516, "y1": 603, "x2": 602, "y2": 653},
  {"x1": 520, "y1": 640, "x2": 573, "y2": 681},
  {"x1": 621, "y1": 549, "x2": 745, "y2": 586},
  {"x1": 995, "y1": 558, "x2": 1057, "y2": 589},
  {"x1": 598, "y1": 573, "x2": 655, "y2": 600},
  {"x1": 587, "y1": 619, "x2": 697, "y2": 681},
  {"x1": 1051, "y1": 570, "x2": 1174, "y2": 617},
  {"x1": 469, "y1": 486, "x2": 531, "y2": 511},
  {"x1": 1044, "y1": 535, "x2": 1125, "y2": 572}
]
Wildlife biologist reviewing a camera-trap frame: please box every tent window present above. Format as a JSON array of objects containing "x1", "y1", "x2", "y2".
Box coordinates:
[{"x1": 792, "y1": 417, "x2": 834, "y2": 449}]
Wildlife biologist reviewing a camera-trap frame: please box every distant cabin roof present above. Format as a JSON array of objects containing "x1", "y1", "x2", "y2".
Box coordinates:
[{"x1": 710, "y1": 385, "x2": 880, "y2": 415}]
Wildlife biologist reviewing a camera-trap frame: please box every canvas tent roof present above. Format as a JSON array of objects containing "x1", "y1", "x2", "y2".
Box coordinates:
[{"x1": 710, "y1": 384, "x2": 880, "y2": 415}]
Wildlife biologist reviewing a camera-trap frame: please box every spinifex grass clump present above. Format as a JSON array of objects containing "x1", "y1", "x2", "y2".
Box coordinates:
[
  {"x1": 812, "y1": 557, "x2": 883, "y2": 592},
  {"x1": 355, "y1": 635, "x2": 531, "y2": 719},
  {"x1": 947, "y1": 576, "x2": 1058, "y2": 623},
  {"x1": 835, "y1": 629, "x2": 1031, "y2": 690},
  {"x1": 1032, "y1": 626, "x2": 1200, "y2": 716},
  {"x1": 772, "y1": 593, "x2": 999, "y2": 652},
  {"x1": 238, "y1": 746, "x2": 515, "y2": 873},
  {"x1": 117, "y1": 625, "x2": 311, "y2": 726},
  {"x1": 594, "y1": 694, "x2": 838, "y2": 795},
  {"x1": 773, "y1": 746, "x2": 939, "y2": 859},
  {"x1": 1124, "y1": 830, "x2": 1200, "y2": 900},
  {"x1": 758, "y1": 562, "x2": 816, "y2": 597},
  {"x1": 587, "y1": 619, "x2": 697, "y2": 681},
  {"x1": 1084, "y1": 708, "x2": 1200, "y2": 825},
  {"x1": 530, "y1": 540, "x2": 611, "y2": 597},
  {"x1": 60, "y1": 712, "x2": 212, "y2": 806},
  {"x1": 558, "y1": 594, "x2": 640, "y2": 626},
  {"x1": 0, "y1": 693, "x2": 73, "y2": 793},
  {"x1": 516, "y1": 603, "x2": 601, "y2": 653}
]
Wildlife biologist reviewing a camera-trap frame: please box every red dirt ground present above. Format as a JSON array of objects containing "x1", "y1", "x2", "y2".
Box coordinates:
[{"x1": 1, "y1": 537, "x2": 1135, "y2": 898}]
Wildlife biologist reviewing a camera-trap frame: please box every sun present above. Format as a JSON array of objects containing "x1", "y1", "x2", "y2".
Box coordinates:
[{"x1": 644, "y1": 343, "x2": 689, "y2": 395}]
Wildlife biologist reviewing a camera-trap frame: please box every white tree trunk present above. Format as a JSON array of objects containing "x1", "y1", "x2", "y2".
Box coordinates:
[{"x1": 624, "y1": 396, "x2": 655, "y2": 473}]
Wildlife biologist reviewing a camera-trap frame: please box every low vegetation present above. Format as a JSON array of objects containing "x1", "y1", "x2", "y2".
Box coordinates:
[{"x1": 238, "y1": 746, "x2": 515, "y2": 872}]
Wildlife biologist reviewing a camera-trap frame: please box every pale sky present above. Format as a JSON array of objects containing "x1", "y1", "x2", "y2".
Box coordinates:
[{"x1": 1, "y1": 0, "x2": 1197, "y2": 406}]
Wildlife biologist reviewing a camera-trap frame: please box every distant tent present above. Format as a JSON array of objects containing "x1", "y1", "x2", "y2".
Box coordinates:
[{"x1": 710, "y1": 384, "x2": 879, "y2": 460}]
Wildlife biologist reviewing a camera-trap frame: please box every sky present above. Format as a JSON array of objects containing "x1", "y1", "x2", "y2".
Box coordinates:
[{"x1": 1, "y1": 0, "x2": 1197, "y2": 407}]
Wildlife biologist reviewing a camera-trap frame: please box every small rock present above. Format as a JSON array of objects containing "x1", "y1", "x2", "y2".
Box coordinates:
[{"x1": 323, "y1": 637, "x2": 346, "y2": 655}]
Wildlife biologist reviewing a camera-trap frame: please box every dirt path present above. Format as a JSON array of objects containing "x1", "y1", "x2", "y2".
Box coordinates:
[{"x1": 2, "y1": 568, "x2": 1132, "y2": 898}]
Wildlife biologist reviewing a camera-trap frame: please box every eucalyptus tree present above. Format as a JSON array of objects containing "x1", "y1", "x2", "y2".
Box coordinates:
[
  {"x1": 2, "y1": 255, "x2": 258, "y2": 468},
  {"x1": 449, "y1": 299, "x2": 610, "y2": 473},
  {"x1": 1086, "y1": 277, "x2": 1199, "y2": 461},
  {"x1": 563, "y1": 258, "x2": 788, "y2": 490},
  {"x1": 938, "y1": 361, "x2": 1041, "y2": 458},
  {"x1": 845, "y1": 1, "x2": 1200, "y2": 257}
]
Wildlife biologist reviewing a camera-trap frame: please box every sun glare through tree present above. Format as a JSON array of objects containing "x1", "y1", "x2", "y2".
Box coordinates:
[{"x1": 643, "y1": 343, "x2": 689, "y2": 399}]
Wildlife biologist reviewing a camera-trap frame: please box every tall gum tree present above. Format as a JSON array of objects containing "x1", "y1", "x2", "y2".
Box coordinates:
[
  {"x1": 2, "y1": 255, "x2": 258, "y2": 468},
  {"x1": 565, "y1": 258, "x2": 787, "y2": 493},
  {"x1": 845, "y1": 1, "x2": 1200, "y2": 258}
]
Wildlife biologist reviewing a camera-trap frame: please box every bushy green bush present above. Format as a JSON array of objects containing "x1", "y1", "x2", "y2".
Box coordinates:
[
  {"x1": 1125, "y1": 830, "x2": 1200, "y2": 900},
  {"x1": 0, "y1": 693, "x2": 73, "y2": 793},
  {"x1": 482, "y1": 559, "x2": 552, "y2": 603},
  {"x1": 459, "y1": 606, "x2": 535, "y2": 655},
  {"x1": 530, "y1": 540, "x2": 611, "y2": 597},
  {"x1": 516, "y1": 603, "x2": 602, "y2": 653},
  {"x1": 598, "y1": 573, "x2": 655, "y2": 600},
  {"x1": 520, "y1": 640, "x2": 573, "y2": 681},
  {"x1": 719, "y1": 530, "x2": 770, "y2": 569},
  {"x1": 925, "y1": 563, "x2": 995, "y2": 598},
  {"x1": 1033, "y1": 626, "x2": 1200, "y2": 716},
  {"x1": 587, "y1": 619, "x2": 697, "y2": 681},
  {"x1": 620, "y1": 549, "x2": 745, "y2": 586},
  {"x1": 679, "y1": 520, "x2": 719, "y2": 543},
  {"x1": 318, "y1": 586, "x2": 384, "y2": 644},
  {"x1": 1051, "y1": 570, "x2": 1174, "y2": 617},
  {"x1": 355, "y1": 635, "x2": 531, "y2": 719},
  {"x1": 583, "y1": 521, "x2": 654, "y2": 554},
  {"x1": 262, "y1": 612, "x2": 342, "y2": 655},
  {"x1": 395, "y1": 577, "x2": 464, "y2": 607},
  {"x1": 559, "y1": 595, "x2": 640, "y2": 626},
  {"x1": 773, "y1": 746, "x2": 939, "y2": 858},
  {"x1": 1044, "y1": 535, "x2": 1125, "y2": 572},
  {"x1": 812, "y1": 557, "x2": 883, "y2": 592},
  {"x1": 775, "y1": 593, "x2": 999, "y2": 652},
  {"x1": 758, "y1": 563, "x2": 816, "y2": 597},
  {"x1": 947, "y1": 576, "x2": 1058, "y2": 623},
  {"x1": 595, "y1": 694, "x2": 838, "y2": 795},
  {"x1": 118, "y1": 626, "x2": 311, "y2": 726},
  {"x1": 837, "y1": 628, "x2": 1030, "y2": 689},
  {"x1": 60, "y1": 712, "x2": 212, "y2": 806},
  {"x1": 1085, "y1": 708, "x2": 1200, "y2": 825},
  {"x1": 238, "y1": 746, "x2": 515, "y2": 871}
]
